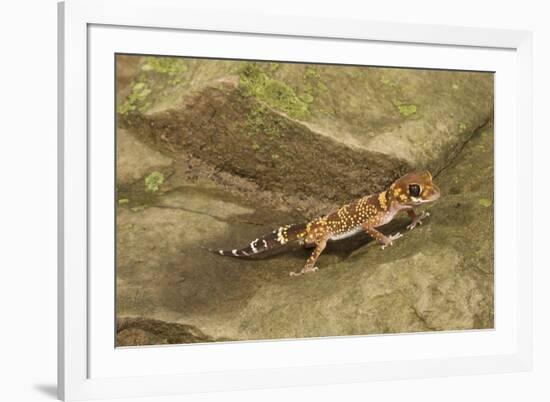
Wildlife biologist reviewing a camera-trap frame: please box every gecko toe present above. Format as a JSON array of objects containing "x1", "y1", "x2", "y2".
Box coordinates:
[{"x1": 290, "y1": 266, "x2": 319, "y2": 276}]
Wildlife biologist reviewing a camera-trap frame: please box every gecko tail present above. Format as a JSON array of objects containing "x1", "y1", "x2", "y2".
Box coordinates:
[{"x1": 208, "y1": 223, "x2": 307, "y2": 258}]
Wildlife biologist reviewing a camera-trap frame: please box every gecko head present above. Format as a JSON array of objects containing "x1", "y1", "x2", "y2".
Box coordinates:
[{"x1": 389, "y1": 171, "x2": 440, "y2": 207}]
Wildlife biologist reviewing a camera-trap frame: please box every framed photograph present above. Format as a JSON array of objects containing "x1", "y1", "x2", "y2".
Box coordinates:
[{"x1": 58, "y1": 0, "x2": 533, "y2": 400}]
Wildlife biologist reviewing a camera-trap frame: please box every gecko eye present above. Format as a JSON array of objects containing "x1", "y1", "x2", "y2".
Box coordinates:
[{"x1": 408, "y1": 184, "x2": 421, "y2": 197}]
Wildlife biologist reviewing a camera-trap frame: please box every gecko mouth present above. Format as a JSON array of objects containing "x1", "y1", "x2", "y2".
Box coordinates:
[{"x1": 411, "y1": 198, "x2": 431, "y2": 205}]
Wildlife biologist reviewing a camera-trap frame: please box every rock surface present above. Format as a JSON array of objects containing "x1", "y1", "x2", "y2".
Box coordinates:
[
  {"x1": 115, "y1": 55, "x2": 494, "y2": 345},
  {"x1": 116, "y1": 128, "x2": 173, "y2": 186},
  {"x1": 120, "y1": 84, "x2": 410, "y2": 214},
  {"x1": 117, "y1": 55, "x2": 493, "y2": 171},
  {"x1": 117, "y1": 317, "x2": 219, "y2": 346}
]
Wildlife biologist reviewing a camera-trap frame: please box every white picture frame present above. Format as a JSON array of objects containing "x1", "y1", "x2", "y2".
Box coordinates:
[{"x1": 58, "y1": 0, "x2": 533, "y2": 400}]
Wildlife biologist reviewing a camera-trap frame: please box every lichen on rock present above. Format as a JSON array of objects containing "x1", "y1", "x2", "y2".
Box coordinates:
[{"x1": 238, "y1": 63, "x2": 311, "y2": 119}]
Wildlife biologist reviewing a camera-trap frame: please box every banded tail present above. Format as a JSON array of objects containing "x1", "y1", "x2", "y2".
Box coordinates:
[{"x1": 211, "y1": 223, "x2": 307, "y2": 258}]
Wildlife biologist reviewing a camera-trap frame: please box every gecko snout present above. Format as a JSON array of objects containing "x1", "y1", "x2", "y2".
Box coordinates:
[{"x1": 426, "y1": 183, "x2": 441, "y2": 202}]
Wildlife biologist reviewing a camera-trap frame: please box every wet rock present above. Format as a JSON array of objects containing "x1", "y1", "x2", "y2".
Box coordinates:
[{"x1": 116, "y1": 128, "x2": 173, "y2": 186}]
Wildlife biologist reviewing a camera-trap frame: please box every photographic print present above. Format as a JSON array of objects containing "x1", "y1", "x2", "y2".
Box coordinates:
[{"x1": 115, "y1": 54, "x2": 494, "y2": 347}]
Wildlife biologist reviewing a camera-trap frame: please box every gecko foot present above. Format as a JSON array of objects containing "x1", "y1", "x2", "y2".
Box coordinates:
[
  {"x1": 290, "y1": 266, "x2": 319, "y2": 276},
  {"x1": 407, "y1": 211, "x2": 430, "y2": 230},
  {"x1": 381, "y1": 232, "x2": 403, "y2": 250}
]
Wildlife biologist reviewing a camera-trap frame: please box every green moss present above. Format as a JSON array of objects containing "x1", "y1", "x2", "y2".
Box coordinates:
[
  {"x1": 141, "y1": 57, "x2": 188, "y2": 85},
  {"x1": 399, "y1": 104, "x2": 417, "y2": 116},
  {"x1": 300, "y1": 65, "x2": 329, "y2": 101},
  {"x1": 300, "y1": 93, "x2": 314, "y2": 104},
  {"x1": 144, "y1": 171, "x2": 165, "y2": 192},
  {"x1": 459, "y1": 122, "x2": 468, "y2": 133},
  {"x1": 239, "y1": 63, "x2": 309, "y2": 119},
  {"x1": 393, "y1": 100, "x2": 417, "y2": 117},
  {"x1": 251, "y1": 143, "x2": 260, "y2": 151},
  {"x1": 118, "y1": 56, "x2": 190, "y2": 115},
  {"x1": 269, "y1": 63, "x2": 280, "y2": 72},
  {"x1": 246, "y1": 104, "x2": 282, "y2": 139},
  {"x1": 305, "y1": 66, "x2": 320, "y2": 80},
  {"x1": 317, "y1": 82, "x2": 328, "y2": 92},
  {"x1": 118, "y1": 198, "x2": 129, "y2": 205},
  {"x1": 478, "y1": 198, "x2": 492, "y2": 208},
  {"x1": 117, "y1": 81, "x2": 152, "y2": 114}
]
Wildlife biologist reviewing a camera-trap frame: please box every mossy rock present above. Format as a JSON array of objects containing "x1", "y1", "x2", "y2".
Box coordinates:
[
  {"x1": 115, "y1": 56, "x2": 494, "y2": 343},
  {"x1": 119, "y1": 83, "x2": 411, "y2": 209},
  {"x1": 117, "y1": 56, "x2": 493, "y2": 175}
]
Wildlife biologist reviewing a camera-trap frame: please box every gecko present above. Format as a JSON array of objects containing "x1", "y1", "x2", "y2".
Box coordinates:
[{"x1": 211, "y1": 171, "x2": 440, "y2": 276}]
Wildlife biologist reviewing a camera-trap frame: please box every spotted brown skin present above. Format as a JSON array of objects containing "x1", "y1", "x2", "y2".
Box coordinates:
[{"x1": 212, "y1": 171, "x2": 440, "y2": 276}]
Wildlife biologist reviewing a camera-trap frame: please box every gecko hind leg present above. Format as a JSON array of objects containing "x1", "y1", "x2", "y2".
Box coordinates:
[{"x1": 290, "y1": 238, "x2": 327, "y2": 277}]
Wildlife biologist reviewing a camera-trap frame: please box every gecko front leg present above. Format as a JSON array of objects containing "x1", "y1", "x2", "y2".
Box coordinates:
[
  {"x1": 406, "y1": 209, "x2": 430, "y2": 230},
  {"x1": 364, "y1": 227, "x2": 403, "y2": 250}
]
